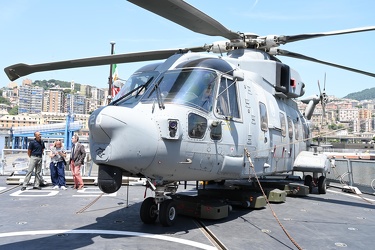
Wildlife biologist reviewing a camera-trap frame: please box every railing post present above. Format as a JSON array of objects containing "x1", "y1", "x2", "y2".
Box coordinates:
[
  {"x1": 0, "y1": 149, "x2": 4, "y2": 175},
  {"x1": 346, "y1": 159, "x2": 354, "y2": 186},
  {"x1": 42, "y1": 150, "x2": 48, "y2": 176}
]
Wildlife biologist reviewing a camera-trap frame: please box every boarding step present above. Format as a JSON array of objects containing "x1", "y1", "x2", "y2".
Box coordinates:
[
  {"x1": 198, "y1": 188, "x2": 266, "y2": 209},
  {"x1": 171, "y1": 194, "x2": 229, "y2": 220},
  {"x1": 265, "y1": 188, "x2": 286, "y2": 203}
]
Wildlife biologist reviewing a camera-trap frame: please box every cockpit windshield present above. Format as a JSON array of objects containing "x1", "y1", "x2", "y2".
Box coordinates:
[
  {"x1": 142, "y1": 68, "x2": 218, "y2": 112},
  {"x1": 110, "y1": 71, "x2": 158, "y2": 106}
]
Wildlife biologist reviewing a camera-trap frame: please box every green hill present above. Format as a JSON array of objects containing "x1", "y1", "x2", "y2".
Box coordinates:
[
  {"x1": 344, "y1": 87, "x2": 375, "y2": 101},
  {"x1": 33, "y1": 79, "x2": 81, "y2": 92}
]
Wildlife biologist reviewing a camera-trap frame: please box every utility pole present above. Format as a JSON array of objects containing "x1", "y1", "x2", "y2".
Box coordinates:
[{"x1": 107, "y1": 41, "x2": 116, "y2": 104}]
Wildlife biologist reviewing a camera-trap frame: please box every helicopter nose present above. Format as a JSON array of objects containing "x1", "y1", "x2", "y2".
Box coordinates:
[
  {"x1": 88, "y1": 106, "x2": 158, "y2": 172},
  {"x1": 89, "y1": 106, "x2": 127, "y2": 142}
]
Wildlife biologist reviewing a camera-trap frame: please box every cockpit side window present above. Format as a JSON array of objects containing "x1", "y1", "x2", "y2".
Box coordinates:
[
  {"x1": 111, "y1": 71, "x2": 157, "y2": 105},
  {"x1": 259, "y1": 102, "x2": 268, "y2": 131},
  {"x1": 216, "y1": 77, "x2": 240, "y2": 119}
]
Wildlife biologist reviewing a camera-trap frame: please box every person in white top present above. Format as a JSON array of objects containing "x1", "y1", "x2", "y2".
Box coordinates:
[{"x1": 49, "y1": 140, "x2": 67, "y2": 190}]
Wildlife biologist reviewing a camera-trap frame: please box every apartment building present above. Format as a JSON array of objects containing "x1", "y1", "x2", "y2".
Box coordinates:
[
  {"x1": 18, "y1": 85, "x2": 43, "y2": 114},
  {"x1": 80, "y1": 84, "x2": 92, "y2": 97},
  {"x1": 358, "y1": 108, "x2": 373, "y2": 132},
  {"x1": 89, "y1": 87, "x2": 105, "y2": 112},
  {"x1": 66, "y1": 94, "x2": 86, "y2": 115},
  {"x1": 43, "y1": 90, "x2": 65, "y2": 113},
  {"x1": 0, "y1": 112, "x2": 89, "y2": 134},
  {"x1": 338, "y1": 108, "x2": 359, "y2": 122},
  {"x1": 0, "y1": 113, "x2": 42, "y2": 129}
]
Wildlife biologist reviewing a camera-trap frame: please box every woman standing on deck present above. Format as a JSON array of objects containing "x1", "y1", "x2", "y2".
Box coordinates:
[{"x1": 49, "y1": 140, "x2": 67, "y2": 190}]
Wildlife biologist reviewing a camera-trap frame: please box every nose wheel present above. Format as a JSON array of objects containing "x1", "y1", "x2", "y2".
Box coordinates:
[
  {"x1": 140, "y1": 197, "x2": 158, "y2": 224},
  {"x1": 159, "y1": 199, "x2": 177, "y2": 226},
  {"x1": 140, "y1": 180, "x2": 179, "y2": 226}
]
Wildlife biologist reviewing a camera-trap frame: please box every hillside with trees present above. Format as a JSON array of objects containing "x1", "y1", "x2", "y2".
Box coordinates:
[
  {"x1": 33, "y1": 79, "x2": 81, "y2": 92},
  {"x1": 344, "y1": 87, "x2": 375, "y2": 101}
]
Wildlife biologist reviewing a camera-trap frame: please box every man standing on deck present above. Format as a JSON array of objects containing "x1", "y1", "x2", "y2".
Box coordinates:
[
  {"x1": 70, "y1": 134, "x2": 86, "y2": 190},
  {"x1": 21, "y1": 131, "x2": 45, "y2": 191}
]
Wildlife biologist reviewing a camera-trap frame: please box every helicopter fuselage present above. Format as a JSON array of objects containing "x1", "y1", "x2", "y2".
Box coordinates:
[{"x1": 88, "y1": 49, "x2": 311, "y2": 187}]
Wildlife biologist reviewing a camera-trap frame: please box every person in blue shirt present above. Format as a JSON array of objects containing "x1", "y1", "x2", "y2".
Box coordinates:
[{"x1": 21, "y1": 131, "x2": 45, "y2": 191}]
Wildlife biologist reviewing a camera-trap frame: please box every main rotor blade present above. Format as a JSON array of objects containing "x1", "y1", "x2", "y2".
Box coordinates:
[
  {"x1": 128, "y1": 0, "x2": 241, "y2": 40},
  {"x1": 276, "y1": 49, "x2": 375, "y2": 78},
  {"x1": 278, "y1": 26, "x2": 375, "y2": 44},
  {"x1": 4, "y1": 47, "x2": 207, "y2": 81}
]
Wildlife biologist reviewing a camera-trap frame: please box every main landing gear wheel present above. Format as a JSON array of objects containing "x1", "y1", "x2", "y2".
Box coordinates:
[
  {"x1": 140, "y1": 197, "x2": 158, "y2": 224},
  {"x1": 159, "y1": 199, "x2": 177, "y2": 227},
  {"x1": 304, "y1": 175, "x2": 313, "y2": 194},
  {"x1": 318, "y1": 176, "x2": 327, "y2": 194}
]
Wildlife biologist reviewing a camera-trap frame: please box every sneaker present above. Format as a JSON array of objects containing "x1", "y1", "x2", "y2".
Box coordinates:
[
  {"x1": 21, "y1": 187, "x2": 26, "y2": 191},
  {"x1": 33, "y1": 187, "x2": 41, "y2": 190},
  {"x1": 52, "y1": 185, "x2": 59, "y2": 189},
  {"x1": 60, "y1": 186, "x2": 67, "y2": 190}
]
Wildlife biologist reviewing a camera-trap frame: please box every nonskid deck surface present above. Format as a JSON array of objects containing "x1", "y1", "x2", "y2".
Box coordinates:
[{"x1": 0, "y1": 176, "x2": 374, "y2": 250}]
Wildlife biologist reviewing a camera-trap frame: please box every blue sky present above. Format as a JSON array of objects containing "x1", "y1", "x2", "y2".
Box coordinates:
[{"x1": 0, "y1": 0, "x2": 374, "y2": 98}]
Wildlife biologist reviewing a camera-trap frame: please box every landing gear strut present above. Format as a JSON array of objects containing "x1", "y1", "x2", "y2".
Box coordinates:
[{"x1": 140, "y1": 179, "x2": 178, "y2": 226}]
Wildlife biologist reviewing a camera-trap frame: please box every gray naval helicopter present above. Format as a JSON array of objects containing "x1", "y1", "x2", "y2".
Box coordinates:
[{"x1": 4, "y1": 0, "x2": 375, "y2": 226}]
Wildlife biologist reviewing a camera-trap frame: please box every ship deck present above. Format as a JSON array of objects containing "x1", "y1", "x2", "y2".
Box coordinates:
[{"x1": 0, "y1": 175, "x2": 374, "y2": 250}]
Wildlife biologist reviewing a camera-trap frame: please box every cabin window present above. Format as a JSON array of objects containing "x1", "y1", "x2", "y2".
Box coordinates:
[
  {"x1": 280, "y1": 112, "x2": 286, "y2": 137},
  {"x1": 287, "y1": 116, "x2": 293, "y2": 139},
  {"x1": 294, "y1": 119, "x2": 299, "y2": 140},
  {"x1": 303, "y1": 120, "x2": 309, "y2": 140},
  {"x1": 259, "y1": 102, "x2": 268, "y2": 131},
  {"x1": 216, "y1": 77, "x2": 240, "y2": 119},
  {"x1": 188, "y1": 113, "x2": 207, "y2": 139}
]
